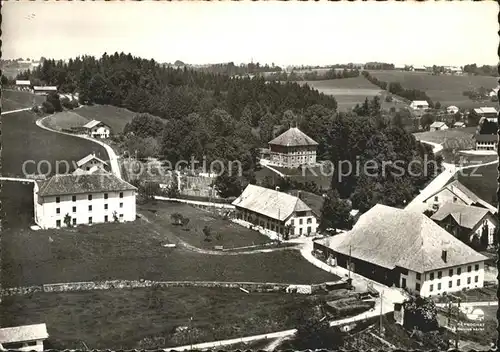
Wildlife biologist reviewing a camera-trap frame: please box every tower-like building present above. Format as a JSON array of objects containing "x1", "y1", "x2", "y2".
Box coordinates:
[{"x1": 268, "y1": 127, "x2": 318, "y2": 168}]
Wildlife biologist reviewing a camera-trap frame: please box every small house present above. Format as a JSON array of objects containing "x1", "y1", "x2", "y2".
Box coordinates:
[
  {"x1": 0, "y1": 324, "x2": 49, "y2": 352},
  {"x1": 446, "y1": 106, "x2": 459, "y2": 115},
  {"x1": 453, "y1": 121, "x2": 466, "y2": 128},
  {"x1": 75, "y1": 153, "x2": 109, "y2": 172},
  {"x1": 82, "y1": 120, "x2": 111, "y2": 139},
  {"x1": 429, "y1": 121, "x2": 448, "y2": 131},
  {"x1": 15, "y1": 80, "x2": 31, "y2": 91},
  {"x1": 33, "y1": 86, "x2": 58, "y2": 95},
  {"x1": 410, "y1": 100, "x2": 429, "y2": 111}
]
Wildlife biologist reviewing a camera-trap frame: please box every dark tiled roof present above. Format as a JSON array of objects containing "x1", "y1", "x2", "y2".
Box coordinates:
[
  {"x1": 431, "y1": 203, "x2": 493, "y2": 229},
  {"x1": 474, "y1": 133, "x2": 497, "y2": 142},
  {"x1": 269, "y1": 127, "x2": 318, "y2": 147},
  {"x1": 37, "y1": 173, "x2": 137, "y2": 197}
]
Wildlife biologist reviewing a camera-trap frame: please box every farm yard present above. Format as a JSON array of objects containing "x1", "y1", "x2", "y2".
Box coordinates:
[
  {"x1": 2, "y1": 110, "x2": 108, "y2": 177},
  {"x1": 0, "y1": 287, "x2": 321, "y2": 350},
  {"x1": 1, "y1": 207, "x2": 339, "y2": 287},
  {"x1": 367, "y1": 71, "x2": 498, "y2": 108}
]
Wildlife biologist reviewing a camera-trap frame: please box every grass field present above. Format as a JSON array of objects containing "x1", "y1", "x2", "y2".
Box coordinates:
[
  {"x1": 457, "y1": 162, "x2": 498, "y2": 206},
  {"x1": 1, "y1": 214, "x2": 339, "y2": 287},
  {"x1": 138, "y1": 202, "x2": 272, "y2": 250},
  {"x1": 255, "y1": 165, "x2": 332, "y2": 191},
  {"x1": 0, "y1": 287, "x2": 320, "y2": 349},
  {"x1": 304, "y1": 77, "x2": 383, "y2": 111},
  {"x1": 2, "y1": 110, "x2": 108, "y2": 177},
  {"x1": 0, "y1": 181, "x2": 35, "y2": 230},
  {"x1": 41, "y1": 110, "x2": 91, "y2": 131},
  {"x1": 73, "y1": 104, "x2": 136, "y2": 133},
  {"x1": 368, "y1": 71, "x2": 498, "y2": 108},
  {"x1": 2, "y1": 89, "x2": 45, "y2": 111}
]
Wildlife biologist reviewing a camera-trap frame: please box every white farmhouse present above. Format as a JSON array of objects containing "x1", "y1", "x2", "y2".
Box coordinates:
[
  {"x1": 446, "y1": 106, "x2": 459, "y2": 114},
  {"x1": 232, "y1": 184, "x2": 318, "y2": 238},
  {"x1": 0, "y1": 324, "x2": 49, "y2": 352},
  {"x1": 268, "y1": 127, "x2": 318, "y2": 168},
  {"x1": 429, "y1": 121, "x2": 448, "y2": 131},
  {"x1": 33, "y1": 173, "x2": 137, "y2": 229},
  {"x1": 410, "y1": 100, "x2": 429, "y2": 110},
  {"x1": 75, "y1": 153, "x2": 109, "y2": 173},
  {"x1": 32, "y1": 86, "x2": 58, "y2": 95},
  {"x1": 83, "y1": 120, "x2": 111, "y2": 139},
  {"x1": 313, "y1": 204, "x2": 488, "y2": 297}
]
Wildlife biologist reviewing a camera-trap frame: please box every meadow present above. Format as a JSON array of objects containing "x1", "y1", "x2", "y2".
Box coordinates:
[
  {"x1": 2, "y1": 89, "x2": 45, "y2": 111},
  {"x1": 73, "y1": 104, "x2": 136, "y2": 133},
  {"x1": 458, "y1": 162, "x2": 498, "y2": 206},
  {"x1": 0, "y1": 287, "x2": 319, "y2": 349},
  {"x1": 368, "y1": 70, "x2": 498, "y2": 108},
  {"x1": 2, "y1": 110, "x2": 108, "y2": 177},
  {"x1": 303, "y1": 77, "x2": 383, "y2": 111}
]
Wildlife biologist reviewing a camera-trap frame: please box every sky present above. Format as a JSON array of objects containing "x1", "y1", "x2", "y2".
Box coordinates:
[{"x1": 2, "y1": 1, "x2": 498, "y2": 67}]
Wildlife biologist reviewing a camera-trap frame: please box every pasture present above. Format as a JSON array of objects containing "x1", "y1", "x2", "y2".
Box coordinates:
[
  {"x1": 457, "y1": 161, "x2": 498, "y2": 206},
  {"x1": 1, "y1": 213, "x2": 338, "y2": 287},
  {"x1": 0, "y1": 287, "x2": 320, "y2": 349},
  {"x1": 2, "y1": 89, "x2": 45, "y2": 111},
  {"x1": 138, "y1": 202, "x2": 272, "y2": 250},
  {"x1": 368, "y1": 71, "x2": 498, "y2": 108},
  {"x1": 2, "y1": 110, "x2": 108, "y2": 177},
  {"x1": 74, "y1": 104, "x2": 136, "y2": 133},
  {"x1": 304, "y1": 77, "x2": 383, "y2": 111}
]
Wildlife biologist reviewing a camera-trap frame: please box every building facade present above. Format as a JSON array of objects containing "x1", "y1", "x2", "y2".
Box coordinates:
[
  {"x1": 429, "y1": 122, "x2": 448, "y2": 131},
  {"x1": 268, "y1": 127, "x2": 318, "y2": 168},
  {"x1": 76, "y1": 153, "x2": 109, "y2": 172},
  {"x1": 313, "y1": 204, "x2": 487, "y2": 297},
  {"x1": 34, "y1": 173, "x2": 137, "y2": 229},
  {"x1": 410, "y1": 100, "x2": 429, "y2": 110},
  {"x1": 232, "y1": 184, "x2": 318, "y2": 238}
]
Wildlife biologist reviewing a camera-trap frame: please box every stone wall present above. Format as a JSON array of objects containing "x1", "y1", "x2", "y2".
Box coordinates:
[{"x1": 1, "y1": 279, "x2": 349, "y2": 297}]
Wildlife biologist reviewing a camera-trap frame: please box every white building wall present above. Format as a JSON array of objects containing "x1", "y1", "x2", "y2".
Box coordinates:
[
  {"x1": 36, "y1": 190, "x2": 136, "y2": 229},
  {"x1": 400, "y1": 270, "x2": 421, "y2": 292},
  {"x1": 425, "y1": 188, "x2": 468, "y2": 210},
  {"x1": 419, "y1": 261, "x2": 485, "y2": 297},
  {"x1": 470, "y1": 216, "x2": 497, "y2": 245},
  {"x1": 79, "y1": 159, "x2": 107, "y2": 171},
  {"x1": 90, "y1": 126, "x2": 110, "y2": 138}
]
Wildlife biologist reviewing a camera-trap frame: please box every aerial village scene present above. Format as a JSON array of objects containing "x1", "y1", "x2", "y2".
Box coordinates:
[{"x1": 0, "y1": 1, "x2": 499, "y2": 350}]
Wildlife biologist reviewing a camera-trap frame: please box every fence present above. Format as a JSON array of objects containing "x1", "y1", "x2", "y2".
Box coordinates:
[{"x1": 0, "y1": 279, "x2": 347, "y2": 297}]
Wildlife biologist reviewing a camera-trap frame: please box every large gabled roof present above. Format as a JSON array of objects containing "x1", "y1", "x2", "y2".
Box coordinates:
[
  {"x1": 37, "y1": 173, "x2": 136, "y2": 197},
  {"x1": 0, "y1": 324, "x2": 49, "y2": 344},
  {"x1": 268, "y1": 127, "x2": 318, "y2": 147},
  {"x1": 232, "y1": 184, "x2": 312, "y2": 221},
  {"x1": 315, "y1": 204, "x2": 487, "y2": 273},
  {"x1": 431, "y1": 203, "x2": 494, "y2": 230},
  {"x1": 76, "y1": 153, "x2": 109, "y2": 167}
]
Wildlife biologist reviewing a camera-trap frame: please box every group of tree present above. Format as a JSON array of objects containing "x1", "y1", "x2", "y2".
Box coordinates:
[
  {"x1": 463, "y1": 64, "x2": 498, "y2": 77},
  {"x1": 363, "y1": 62, "x2": 395, "y2": 70},
  {"x1": 264, "y1": 68, "x2": 360, "y2": 82},
  {"x1": 362, "y1": 71, "x2": 434, "y2": 106},
  {"x1": 462, "y1": 86, "x2": 493, "y2": 101}
]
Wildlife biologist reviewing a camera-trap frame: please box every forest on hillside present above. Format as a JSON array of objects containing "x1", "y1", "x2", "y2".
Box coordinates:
[{"x1": 18, "y1": 53, "x2": 441, "y2": 212}]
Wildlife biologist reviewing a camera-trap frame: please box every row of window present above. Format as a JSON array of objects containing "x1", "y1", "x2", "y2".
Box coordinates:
[
  {"x1": 55, "y1": 214, "x2": 124, "y2": 227},
  {"x1": 56, "y1": 203, "x2": 123, "y2": 214},
  {"x1": 430, "y1": 276, "x2": 479, "y2": 292},
  {"x1": 428, "y1": 265, "x2": 480, "y2": 281},
  {"x1": 434, "y1": 195, "x2": 458, "y2": 202},
  {"x1": 290, "y1": 218, "x2": 313, "y2": 226},
  {"x1": 55, "y1": 192, "x2": 124, "y2": 203}
]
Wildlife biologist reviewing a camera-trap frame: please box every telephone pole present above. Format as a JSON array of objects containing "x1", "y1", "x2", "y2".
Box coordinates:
[
  {"x1": 348, "y1": 245, "x2": 352, "y2": 281},
  {"x1": 379, "y1": 290, "x2": 384, "y2": 335}
]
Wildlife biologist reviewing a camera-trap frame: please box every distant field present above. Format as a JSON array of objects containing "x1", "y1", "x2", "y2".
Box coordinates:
[
  {"x1": 74, "y1": 104, "x2": 136, "y2": 133},
  {"x1": 458, "y1": 161, "x2": 499, "y2": 206},
  {"x1": 2, "y1": 89, "x2": 45, "y2": 111},
  {"x1": 303, "y1": 77, "x2": 383, "y2": 111},
  {"x1": 0, "y1": 287, "x2": 319, "y2": 349},
  {"x1": 414, "y1": 127, "x2": 476, "y2": 148},
  {"x1": 368, "y1": 71, "x2": 498, "y2": 108},
  {"x1": 2, "y1": 110, "x2": 108, "y2": 178}
]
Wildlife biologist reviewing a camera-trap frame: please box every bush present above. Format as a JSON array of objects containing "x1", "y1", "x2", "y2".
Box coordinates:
[{"x1": 41, "y1": 101, "x2": 55, "y2": 114}]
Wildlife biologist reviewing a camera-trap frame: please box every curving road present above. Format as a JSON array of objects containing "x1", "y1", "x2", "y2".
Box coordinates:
[{"x1": 36, "y1": 115, "x2": 122, "y2": 179}]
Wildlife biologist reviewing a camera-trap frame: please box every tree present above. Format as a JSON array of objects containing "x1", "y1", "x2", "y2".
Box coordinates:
[
  {"x1": 203, "y1": 225, "x2": 212, "y2": 241},
  {"x1": 213, "y1": 169, "x2": 242, "y2": 198},
  {"x1": 318, "y1": 189, "x2": 353, "y2": 234},
  {"x1": 420, "y1": 113, "x2": 435, "y2": 130},
  {"x1": 63, "y1": 213, "x2": 72, "y2": 228},
  {"x1": 171, "y1": 212, "x2": 184, "y2": 225},
  {"x1": 480, "y1": 223, "x2": 490, "y2": 249},
  {"x1": 285, "y1": 307, "x2": 344, "y2": 350},
  {"x1": 166, "y1": 175, "x2": 180, "y2": 198},
  {"x1": 113, "y1": 211, "x2": 119, "y2": 223},
  {"x1": 181, "y1": 217, "x2": 190, "y2": 228},
  {"x1": 403, "y1": 296, "x2": 439, "y2": 332},
  {"x1": 41, "y1": 101, "x2": 55, "y2": 114},
  {"x1": 434, "y1": 101, "x2": 441, "y2": 109}
]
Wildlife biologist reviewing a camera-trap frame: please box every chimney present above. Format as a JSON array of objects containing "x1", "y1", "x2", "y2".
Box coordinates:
[
  {"x1": 297, "y1": 190, "x2": 302, "y2": 199},
  {"x1": 275, "y1": 186, "x2": 280, "y2": 192},
  {"x1": 441, "y1": 250, "x2": 448, "y2": 263}
]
